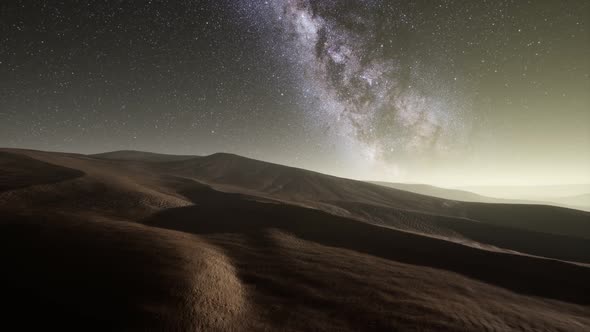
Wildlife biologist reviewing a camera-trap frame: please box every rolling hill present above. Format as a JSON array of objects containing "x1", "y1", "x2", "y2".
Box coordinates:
[{"x1": 1, "y1": 148, "x2": 589, "y2": 331}]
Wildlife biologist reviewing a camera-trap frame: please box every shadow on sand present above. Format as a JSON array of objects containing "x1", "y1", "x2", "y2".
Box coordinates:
[{"x1": 143, "y1": 185, "x2": 590, "y2": 306}]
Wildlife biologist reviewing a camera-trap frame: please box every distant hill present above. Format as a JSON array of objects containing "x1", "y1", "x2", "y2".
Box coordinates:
[
  {"x1": 458, "y1": 184, "x2": 590, "y2": 211},
  {"x1": 372, "y1": 181, "x2": 590, "y2": 212},
  {"x1": 90, "y1": 150, "x2": 196, "y2": 162},
  {"x1": 459, "y1": 184, "x2": 590, "y2": 199},
  {"x1": 551, "y1": 193, "x2": 590, "y2": 208},
  {"x1": 370, "y1": 181, "x2": 496, "y2": 203}
]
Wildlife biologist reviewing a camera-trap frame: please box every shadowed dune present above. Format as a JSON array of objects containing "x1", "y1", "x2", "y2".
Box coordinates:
[
  {"x1": 203, "y1": 230, "x2": 590, "y2": 332},
  {"x1": 1, "y1": 148, "x2": 589, "y2": 331},
  {"x1": 0, "y1": 213, "x2": 246, "y2": 331},
  {"x1": 460, "y1": 202, "x2": 590, "y2": 239},
  {"x1": 335, "y1": 200, "x2": 590, "y2": 263},
  {"x1": 143, "y1": 183, "x2": 590, "y2": 305},
  {"x1": 0, "y1": 151, "x2": 84, "y2": 192}
]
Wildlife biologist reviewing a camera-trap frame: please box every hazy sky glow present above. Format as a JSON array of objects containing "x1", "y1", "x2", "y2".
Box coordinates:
[{"x1": 1, "y1": 1, "x2": 589, "y2": 186}]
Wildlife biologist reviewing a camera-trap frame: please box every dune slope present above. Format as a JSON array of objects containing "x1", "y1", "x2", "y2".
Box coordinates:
[{"x1": 1, "y1": 148, "x2": 589, "y2": 331}]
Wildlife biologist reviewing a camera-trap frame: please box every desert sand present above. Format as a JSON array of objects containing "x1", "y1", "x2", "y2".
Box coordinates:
[{"x1": 1, "y1": 148, "x2": 589, "y2": 331}]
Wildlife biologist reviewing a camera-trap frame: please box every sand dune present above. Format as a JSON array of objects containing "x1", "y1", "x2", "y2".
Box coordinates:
[
  {"x1": 458, "y1": 184, "x2": 590, "y2": 211},
  {"x1": 371, "y1": 181, "x2": 494, "y2": 203},
  {"x1": 551, "y1": 193, "x2": 590, "y2": 211},
  {"x1": 0, "y1": 151, "x2": 84, "y2": 191},
  {"x1": 145, "y1": 152, "x2": 590, "y2": 240},
  {"x1": 91, "y1": 150, "x2": 196, "y2": 162},
  {"x1": 376, "y1": 181, "x2": 590, "y2": 212},
  {"x1": 1, "y1": 148, "x2": 589, "y2": 331}
]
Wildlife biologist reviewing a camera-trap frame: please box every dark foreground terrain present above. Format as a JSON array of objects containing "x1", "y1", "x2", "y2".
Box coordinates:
[{"x1": 1, "y1": 148, "x2": 589, "y2": 331}]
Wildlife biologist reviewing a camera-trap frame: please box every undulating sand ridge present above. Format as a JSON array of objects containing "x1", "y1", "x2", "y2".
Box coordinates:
[{"x1": 1, "y1": 148, "x2": 589, "y2": 331}]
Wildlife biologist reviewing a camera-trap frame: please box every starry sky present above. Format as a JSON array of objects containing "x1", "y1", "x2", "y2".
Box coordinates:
[{"x1": 1, "y1": 0, "x2": 589, "y2": 186}]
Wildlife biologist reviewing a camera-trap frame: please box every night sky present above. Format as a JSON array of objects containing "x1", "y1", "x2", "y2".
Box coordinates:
[{"x1": 1, "y1": 0, "x2": 589, "y2": 185}]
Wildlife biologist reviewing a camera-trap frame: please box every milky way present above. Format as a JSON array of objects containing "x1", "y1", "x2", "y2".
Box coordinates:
[{"x1": 241, "y1": 0, "x2": 471, "y2": 176}]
